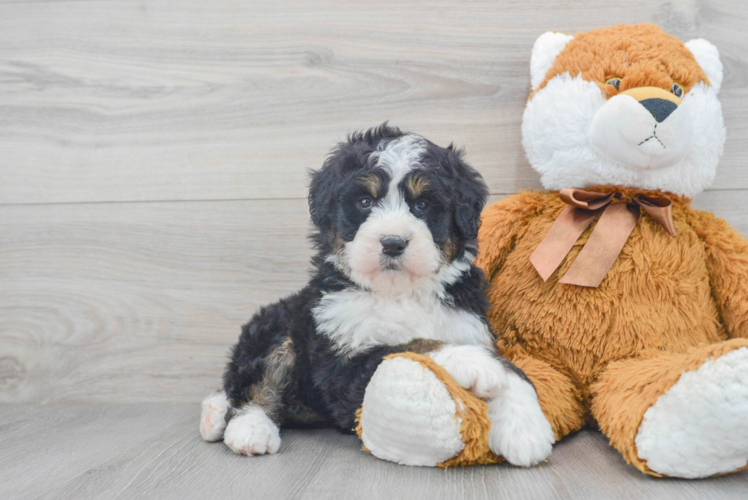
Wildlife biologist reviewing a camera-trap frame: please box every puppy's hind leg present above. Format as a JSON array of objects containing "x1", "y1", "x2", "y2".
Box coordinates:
[
  {"x1": 224, "y1": 338, "x2": 296, "y2": 456},
  {"x1": 200, "y1": 390, "x2": 230, "y2": 442},
  {"x1": 224, "y1": 405, "x2": 282, "y2": 456}
]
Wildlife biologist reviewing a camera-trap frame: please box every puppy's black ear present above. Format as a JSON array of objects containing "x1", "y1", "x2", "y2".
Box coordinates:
[
  {"x1": 308, "y1": 164, "x2": 336, "y2": 228},
  {"x1": 309, "y1": 140, "x2": 363, "y2": 228},
  {"x1": 449, "y1": 151, "x2": 488, "y2": 241}
]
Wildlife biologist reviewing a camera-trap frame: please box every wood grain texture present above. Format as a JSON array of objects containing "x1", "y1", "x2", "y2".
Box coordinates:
[
  {"x1": 0, "y1": 404, "x2": 746, "y2": 500},
  {"x1": 1, "y1": 192, "x2": 746, "y2": 404},
  {"x1": 2, "y1": 2, "x2": 748, "y2": 494},
  {"x1": 0, "y1": 0, "x2": 747, "y2": 204},
  {"x1": 0, "y1": 199, "x2": 313, "y2": 403}
]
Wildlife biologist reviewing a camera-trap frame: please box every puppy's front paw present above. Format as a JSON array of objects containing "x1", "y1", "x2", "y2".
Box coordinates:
[
  {"x1": 430, "y1": 345, "x2": 509, "y2": 399},
  {"x1": 200, "y1": 390, "x2": 229, "y2": 442},
  {"x1": 488, "y1": 375, "x2": 554, "y2": 467},
  {"x1": 224, "y1": 407, "x2": 281, "y2": 456}
]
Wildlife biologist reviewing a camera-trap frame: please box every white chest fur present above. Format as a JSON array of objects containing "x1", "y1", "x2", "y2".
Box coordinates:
[{"x1": 312, "y1": 287, "x2": 492, "y2": 355}]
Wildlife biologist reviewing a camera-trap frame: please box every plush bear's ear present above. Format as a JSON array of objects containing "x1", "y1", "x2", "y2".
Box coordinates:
[
  {"x1": 685, "y1": 39, "x2": 723, "y2": 94},
  {"x1": 530, "y1": 31, "x2": 574, "y2": 90}
]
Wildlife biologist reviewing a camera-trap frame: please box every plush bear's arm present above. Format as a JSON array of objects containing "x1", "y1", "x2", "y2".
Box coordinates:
[
  {"x1": 687, "y1": 208, "x2": 748, "y2": 339},
  {"x1": 476, "y1": 191, "x2": 546, "y2": 280}
]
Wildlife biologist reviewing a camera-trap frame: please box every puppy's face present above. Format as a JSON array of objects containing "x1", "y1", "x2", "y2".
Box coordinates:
[{"x1": 309, "y1": 125, "x2": 487, "y2": 293}]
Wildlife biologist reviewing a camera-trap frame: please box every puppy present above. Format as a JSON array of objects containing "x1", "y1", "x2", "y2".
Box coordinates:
[{"x1": 199, "y1": 124, "x2": 554, "y2": 465}]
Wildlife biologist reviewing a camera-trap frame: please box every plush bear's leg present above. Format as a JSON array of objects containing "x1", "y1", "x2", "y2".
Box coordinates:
[
  {"x1": 591, "y1": 339, "x2": 748, "y2": 478},
  {"x1": 509, "y1": 354, "x2": 586, "y2": 441},
  {"x1": 358, "y1": 354, "x2": 471, "y2": 466}
]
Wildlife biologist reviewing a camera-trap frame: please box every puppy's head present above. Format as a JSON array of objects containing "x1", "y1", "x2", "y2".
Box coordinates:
[{"x1": 309, "y1": 124, "x2": 488, "y2": 293}]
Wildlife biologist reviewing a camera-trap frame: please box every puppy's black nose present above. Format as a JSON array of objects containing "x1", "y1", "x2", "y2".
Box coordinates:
[
  {"x1": 381, "y1": 236, "x2": 408, "y2": 257},
  {"x1": 640, "y1": 98, "x2": 678, "y2": 123}
]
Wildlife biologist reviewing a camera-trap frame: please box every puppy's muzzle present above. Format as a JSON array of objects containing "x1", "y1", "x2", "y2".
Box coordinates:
[{"x1": 380, "y1": 236, "x2": 408, "y2": 257}]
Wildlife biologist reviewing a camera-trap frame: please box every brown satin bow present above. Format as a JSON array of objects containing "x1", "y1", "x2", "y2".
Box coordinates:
[{"x1": 530, "y1": 188, "x2": 677, "y2": 288}]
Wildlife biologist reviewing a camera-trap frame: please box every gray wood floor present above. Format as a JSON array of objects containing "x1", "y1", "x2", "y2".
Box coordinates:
[
  {"x1": 2, "y1": 0, "x2": 748, "y2": 497},
  {"x1": 0, "y1": 404, "x2": 745, "y2": 500}
]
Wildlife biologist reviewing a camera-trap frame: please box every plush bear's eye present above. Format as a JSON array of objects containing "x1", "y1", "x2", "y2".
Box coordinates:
[
  {"x1": 605, "y1": 77, "x2": 621, "y2": 90},
  {"x1": 671, "y1": 83, "x2": 684, "y2": 98}
]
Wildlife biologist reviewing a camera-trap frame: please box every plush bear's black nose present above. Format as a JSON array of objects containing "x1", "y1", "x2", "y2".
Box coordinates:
[
  {"x1": 380, "y1": 236, "x2": 408, "y2": 257},
  {"x1": 640, "y1": 98, "x2": 678, "y2": 123}
]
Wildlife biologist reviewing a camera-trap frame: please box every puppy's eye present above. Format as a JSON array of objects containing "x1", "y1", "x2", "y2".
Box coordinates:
[
  {"x1": 357, "y1": 197, "x2": 374, "y2": 210},
  {"x1": 605, "y1": 77, "x2": 621, "y2": 91},
  {"x1": 671, "y1": 83, "x2": 684, "y2": 98},
  {"x1": 414, "y1": 200, "x2": 429, "y2": 212}
]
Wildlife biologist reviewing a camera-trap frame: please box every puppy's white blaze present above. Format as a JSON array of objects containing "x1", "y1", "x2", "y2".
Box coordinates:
[
  {"x1": 523, "y1": 74, "x2": 724, "y2": 197},
  {"x1": 313, "y1": 286, "x2": 493, "y2": 356},
  {"x1": 374, "y1": 134, "x2": 427, "y2": 186},
  {"x1": 375, "y1": 133, "x2": 426, "y2": 218}
]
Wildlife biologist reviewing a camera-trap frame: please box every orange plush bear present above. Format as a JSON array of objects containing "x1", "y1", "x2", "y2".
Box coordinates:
[{"x1": 358, "y1": 24, "x2": 748, "y2": 478}]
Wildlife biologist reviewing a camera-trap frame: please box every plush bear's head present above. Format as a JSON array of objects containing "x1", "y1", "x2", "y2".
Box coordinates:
[{"x1": 522, "y1": 23, "x2": 724, "y2": 197}]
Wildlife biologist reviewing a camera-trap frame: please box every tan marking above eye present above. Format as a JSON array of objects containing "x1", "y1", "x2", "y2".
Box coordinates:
[
  {"x1": 406, "y1": 174, "x2": 430, "y2": 198},
  {"x1": 357, "y1": 174, "x2": 382, "y2": 197}
]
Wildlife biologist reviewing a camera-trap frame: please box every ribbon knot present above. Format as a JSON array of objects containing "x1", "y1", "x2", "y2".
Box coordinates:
[{"x1": 530, "y1": 188, "x2": 676, "y2": 288}]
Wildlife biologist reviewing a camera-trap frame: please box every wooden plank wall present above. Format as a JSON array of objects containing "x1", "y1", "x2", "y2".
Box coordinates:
[{"x1": 1, "y1": 0, "x2": 747, "y2": 403}]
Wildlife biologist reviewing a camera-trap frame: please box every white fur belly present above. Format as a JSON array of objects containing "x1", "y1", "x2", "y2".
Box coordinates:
[{"x1": 312, "y1": 288, "x2": 492, "y2": 355}]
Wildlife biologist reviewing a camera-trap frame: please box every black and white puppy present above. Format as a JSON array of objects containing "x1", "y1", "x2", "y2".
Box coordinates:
[{"x1": 199, "y1": 124, "x2": 553, "y2": 465}]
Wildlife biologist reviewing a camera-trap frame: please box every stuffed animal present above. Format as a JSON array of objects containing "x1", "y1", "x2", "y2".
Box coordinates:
[{"x1": 357, "y1": 23, "x2": 748, "y2": 478}]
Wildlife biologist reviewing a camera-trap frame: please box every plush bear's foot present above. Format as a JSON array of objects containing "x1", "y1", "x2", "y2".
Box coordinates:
[
  {"x1": 200, "y1": 390, "x2": 229, "y2": 442},
  {"x1": 360, "y1": 356, "x2": 465, "y2": 466},
  {"x1": 487, "y1": 374, "x2": 555, "y2": 466},
  {"x1": 223, "y1": 406, "x2": 281, "y2": 456},
  {"x1": 635, "y1": 347, "x2": 748, "y2": 478}
]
